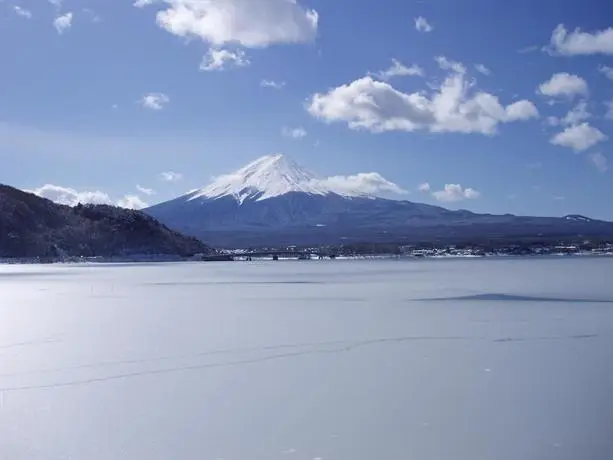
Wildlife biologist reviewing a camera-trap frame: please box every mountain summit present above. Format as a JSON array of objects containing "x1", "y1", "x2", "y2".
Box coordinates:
[
  {"x1": 184, "y1": 154, "x2": 405, "y2": 204},
  {"x1": 187, "y1": 154, "x2": 329, "y2": 204},
  {"x1": 145, "y1": 156, "x2": 613, "y2": 248}
]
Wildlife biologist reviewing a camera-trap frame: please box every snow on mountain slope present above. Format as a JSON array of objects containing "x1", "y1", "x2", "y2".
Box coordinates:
[
  {"x1": 188, "y1": 154, "x2": 326, "y2": 203},
  {"x1": 185, "y1": 154, "x2": 405, "y2": 204}
]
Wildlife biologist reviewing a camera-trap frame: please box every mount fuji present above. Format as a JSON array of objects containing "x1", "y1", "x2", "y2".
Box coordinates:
[
  {"x1": 145, "y1": 155, "x2": 613, "y2": 248},
  {"x1": 183, "y1": 154, "x2": 406, "y2": 203}
]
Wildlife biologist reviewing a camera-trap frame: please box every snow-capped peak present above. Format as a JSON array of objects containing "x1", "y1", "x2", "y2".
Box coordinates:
[
  {"x1": 188, "y1": 154, "x2": 330, "y2": 203},
  {"x1": 187, "y1": 154, "x2": 407, "y2": 204}
]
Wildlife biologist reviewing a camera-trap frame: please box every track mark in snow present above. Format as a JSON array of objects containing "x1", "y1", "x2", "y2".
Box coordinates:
[{"x1": 0, "y1": 333, "x2": 606, "y2": 392}]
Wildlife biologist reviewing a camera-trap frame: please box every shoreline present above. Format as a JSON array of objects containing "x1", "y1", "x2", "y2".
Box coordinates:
[{"x1": 2, "y1": 251, "x2": 613, "y2": 265}]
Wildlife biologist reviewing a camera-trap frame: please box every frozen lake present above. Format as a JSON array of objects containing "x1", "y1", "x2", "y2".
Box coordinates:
[{"x1": 1, "y1": 257, "x2": 613, "y2": 460}]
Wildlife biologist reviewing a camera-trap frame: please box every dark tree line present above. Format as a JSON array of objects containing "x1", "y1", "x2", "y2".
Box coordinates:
[{"x1": 0, "y1": 185, "x2": 210, "y2": 258}]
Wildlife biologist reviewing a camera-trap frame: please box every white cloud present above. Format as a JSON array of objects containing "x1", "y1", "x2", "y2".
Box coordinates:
[
  {"x1": 588, "y1": 152, "x2": 608, "y2": 173},
  {"x1": 374, "y1": 59, "x2": 424, "y2": 80},
  {"x1": 29, "y1": 184, "x2": 112, "y2": 206},
  {"x1": 432, "y1": 184, "x2": 480, "y2": 202},
  {"x1": 550, "y1": 122, "x2": 607, "y2": 152},
  {"x1": 117, "y1": 195, "x2": 149, "y2": 209},
  {"x1": 418, "y1": 182, "x2": 431, "y2": 192},
  {"x1": 14, "y1": 6, "x2": 32, "y2": 18},
  {"x1": 136, "y1": 185, "x2": 155, "y2": 195},
  {"x1": 54, "y1": 12, "x2": 73, "y2": 34},
  {"x1": 414, "y1": 16, "x2": 433, "y2": 33},
  {"x1": 435, "y1": 56, "x2": 466, "y2": 74},
  {"x1": 200, "y1": 48, "x2": 250, "y2": 71},
  {"x1": 82, "y1": 8, "x2": 103, "y2": 23},
  {"x1": 474, "y1": 64, "x2": 491, "y2": 76},
  {"x1": 561, "y1": 101, "x2": 591, "y2": 126},
  {"x1": 537, "y1": 73, "x2": 588, "y2": 98},
  {"x1": 599, "y1": 65, "x2": 613, "y2": 80},
  {"x1": 316, "y1": 173, "x2": 408, "y2": 197},
  {"x1": 141, "y1": 92, "x2": 169, "y2": 110},
  {"x1": 136, "y1": 0, "x2": 318, "y2": 48},
  {"x1": 546, "y1": 24, "x2": 613, "y2": 56},
  {"x1": 261, "y1": 79, "x2": 286, "y2": 89},
  {"x1": 505, "y1": 100, "x2": 539, "y2": 121},
  {"x1": 282, "y1": 127, "x2": 307, "y2": 139},
  {"x1": 307, "y1": 64, "x2": 538, "y2": 136},
  {"x1": 548, "y1": 101, "x2": 592, "y2": 127},
  {"x1": 28, "y1": 184, "x2": 149, "y2": 209},
  {"x1": 160, "y1": 171, "x2": 183, "y2": 182}
]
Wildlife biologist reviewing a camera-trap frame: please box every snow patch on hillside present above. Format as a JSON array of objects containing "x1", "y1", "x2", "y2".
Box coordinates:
[{"x1": 565, "y1": 215, "x2": 592, "y2": 222}]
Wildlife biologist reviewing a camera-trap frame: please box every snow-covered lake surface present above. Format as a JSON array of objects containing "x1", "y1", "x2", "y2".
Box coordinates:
[{"x1": 1, "y1": 258, "x2": 613, "y2": 460}]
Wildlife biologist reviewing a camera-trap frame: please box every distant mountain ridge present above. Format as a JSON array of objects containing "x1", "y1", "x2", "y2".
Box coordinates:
[
  {"x1": 143, "y1": 155, "x2": 613, "y2": 248},
  {"x1": 0, "y1": 184, "x2": 209, "y2": 258}
]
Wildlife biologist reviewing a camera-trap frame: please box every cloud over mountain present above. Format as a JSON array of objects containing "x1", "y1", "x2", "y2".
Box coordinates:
[{"x1": 29, "y1": 184, "x2": 149, "y2": 209}]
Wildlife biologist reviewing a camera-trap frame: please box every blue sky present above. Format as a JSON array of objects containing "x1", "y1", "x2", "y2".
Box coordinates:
[{"x1": 1, "y1": 0, "x2": 613, "y2": 218}]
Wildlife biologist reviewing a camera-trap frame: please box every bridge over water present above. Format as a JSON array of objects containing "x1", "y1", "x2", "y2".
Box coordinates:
[{"x1": 233, "y1": 250, "x2": 337, "y2": 260}]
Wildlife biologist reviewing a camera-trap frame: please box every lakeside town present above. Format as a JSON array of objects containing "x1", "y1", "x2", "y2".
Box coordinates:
[
  {"x1": 222, "y1": 240, "x2": 613, "y2": 260},
  {"x1": 3, "y1": 240, "x2": 613, "y2": 264}
]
